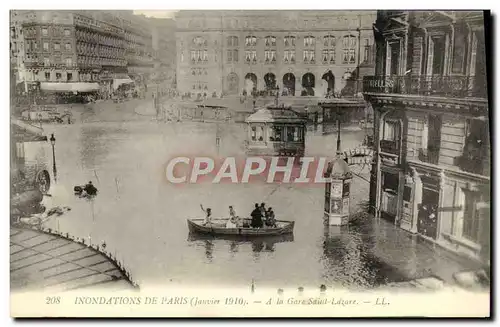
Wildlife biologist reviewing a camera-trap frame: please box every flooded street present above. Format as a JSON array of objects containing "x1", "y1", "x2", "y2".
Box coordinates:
[{"x1": 38, "y1": 102, "x2": 480, "y2": 290}]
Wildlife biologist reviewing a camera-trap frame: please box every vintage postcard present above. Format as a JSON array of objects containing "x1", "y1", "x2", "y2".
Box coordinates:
[{"x1": 9, "y1": 9, "x2": 491, "y2": 317}]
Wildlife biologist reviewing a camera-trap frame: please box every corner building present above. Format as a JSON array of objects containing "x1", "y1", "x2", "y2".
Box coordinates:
[
  {"x1": 364, "y1": 11, "x2": 490, "y2": 263},
  {"x1": 175, "y1": 11, "x2": 376, "y2": 96}
]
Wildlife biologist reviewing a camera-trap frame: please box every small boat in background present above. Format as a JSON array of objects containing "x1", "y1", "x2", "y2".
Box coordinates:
[{"x1": 187, "y1": 218, "x2": 294, "y2": 236}]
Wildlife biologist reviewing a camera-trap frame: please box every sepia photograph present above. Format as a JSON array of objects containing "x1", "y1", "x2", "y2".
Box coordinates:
[{"x1": 8, "y1": 7, "x2": 491, "y2": 318}]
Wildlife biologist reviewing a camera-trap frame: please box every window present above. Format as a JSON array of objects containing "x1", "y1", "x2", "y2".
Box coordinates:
[
  {"x1": 203, "y1": 50, "x2": 208, "y2": 61},
  {"x1": 462, "y1": 190, "x2": 480, "y2": 242},
  {"x1": 42, "y1": 28, "x2": 48, "y2": 36},
  {"x1": 429, "y1": 35, "x2": 446, "y2": 75},
  {"x1": 271, "y1": 50, "x2": 276, "y2": 62},
  {"x1": 245, "y1": 36, "x2": 257, "y2": 46},
  {"x1": 43, "y1": 57, "x2": 50, "y2": 66},
  {"x1": 227, "y1": 49, "x2": 238, "y2": 63},
  {"x1": 56, "y1": 72, "x2": 62, "y2": 80},
  {"x1": 342, "y1": 35, "x2": 356, "y2": 64},
  {"x1": 284, "y1": 36, "x2": 296, "y2": 47},
  {"x1": 251, "y1": 126, "x2": 257, "y2": 141},
  {"x1": 286, "y1": 126, "x2": 300, "y2": 142},
  {"x1": 64, "y1": 29, "x2": 70, "y2": 37},
  {"x1": 65, "y1": 58, "x2": 72, "y2": 67},
  {"x1": 45, "y1": 72, "x2": 50, "y2": 80},
  {"x1": 322, "y1": 49, "x2": 328, "y2": 62},
  {"x1": 303, "y1": 50, "x2": 315, "y2": 63},
  {"x1": 227, "y1": 36, "x2": 238, "y2": 47},
  {"x1": 252, "y1": 50, "x2": 257, "y2": 62},
  {"x1": 329, "y1": 49, "x2": 335, "y2": 63},
  {"x1": 383, "y1": 120, "x2": 400, "y2": 141},
  {"x1": 245, "y1": 51, "x2": 251, "y2": 62},
  {"x1": 54, "y1": 43, "x2": 60, "y2": 51},
  {"x1": 192, "y1": 36, "x2": 206, "y2": 46},
  {"x1": 363, "y1": 39, "x2": 372, "y2": 64},
  {"x1": 452, "y1": 27, "x2": 467, "y2": 74},
  {"x1": 191, "y1": 69, "x2": 196, "y2": 76},
  {"x1": 67, "y1": 72, "x2": 73, "y2": 81},
  {"x1": 323, "y1": 35, "x2": 336, "y2": 47},
  {"x1": 304, "y1": 36, "x2": 315, "y2": 47},
  {"x1": 43, "y1": 42, "x2": 49, "y2": 51},
  {"x1": 190, "y1": 50, "x2": 196, "y2": 62},
  {"x1": 65, "y1": 43, "x2": 71, "y2": 51},
  {"x1": 284, "y1": 50, "x2": 289, "y2": 63},
  {"x1": 270, "y1": 126, "x2": 283, "y2": 141},
  {"x1": 290, "y1": 50, "x2": 295, "y2": 63},
  {"x1": 265, "y1": 36, "x2": 276, "y2": 47},
  {"x1": 265, "y1": 50, "x2": 270, "y2": 62}
]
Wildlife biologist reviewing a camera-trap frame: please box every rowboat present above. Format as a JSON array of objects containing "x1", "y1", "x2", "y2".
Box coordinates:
[{"x1": 187, "y1": 218, "x2": 294, "y2": 236}]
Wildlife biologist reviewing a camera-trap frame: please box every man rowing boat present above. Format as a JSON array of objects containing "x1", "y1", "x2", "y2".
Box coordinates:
[{"x1": 200, "y1": 204, "x2": 212, "y2": 225}]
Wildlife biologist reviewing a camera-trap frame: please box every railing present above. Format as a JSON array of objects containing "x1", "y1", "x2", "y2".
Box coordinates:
[
  {"x1": 418, "y1": 148, "x2": 439, "y2": 165},
  {"x1": 363, "y1": 75, "x2": 487, "y2": 98},
  {"x1": 380, "y1": 139, "x2": 399, "y2": 155}
]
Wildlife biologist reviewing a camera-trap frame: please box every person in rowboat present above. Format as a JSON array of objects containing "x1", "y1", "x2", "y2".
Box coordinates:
[
  {"x1": 226, "y1": 206, "x2": 239, "y2": 228},
  {"x1": 265, "y1": 207, "x2": 277, "y2": 228},
  {"x1": 250, "y1": 203, "x2": 263, "y2": 228},
  {"x1": 200, "y1": 204, "x2": 212, "y2": 225}
]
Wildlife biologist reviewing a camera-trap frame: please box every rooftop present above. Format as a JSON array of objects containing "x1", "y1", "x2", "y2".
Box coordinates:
[{"x1": 245, "y1": 105, "x2": 307, "y2": 124}]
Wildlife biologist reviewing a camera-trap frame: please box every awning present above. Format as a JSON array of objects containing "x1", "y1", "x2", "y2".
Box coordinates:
[
  {"x1": 40, "y1": 82, "x2": 100, "y2": 93},
  {"x1": 113, "y1": 78, "x2": 134, "y2": 90}
]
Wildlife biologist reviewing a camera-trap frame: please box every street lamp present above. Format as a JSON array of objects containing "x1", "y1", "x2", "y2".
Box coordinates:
[{"x1": 50, "y1": 133, "x2": 57, "y2": 183}]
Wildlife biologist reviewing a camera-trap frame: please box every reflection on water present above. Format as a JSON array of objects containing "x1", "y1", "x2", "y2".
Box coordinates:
[
  {"x1": 188, "y1": 232, "x2": 294, "y2": 262},
  {"x1": 321, "y1": 224, "x2": 407, "y2": 289}
]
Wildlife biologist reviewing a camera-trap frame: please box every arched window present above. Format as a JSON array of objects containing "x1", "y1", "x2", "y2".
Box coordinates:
[
  {"x1": 265, "y1": 35, "x2": 276, "y2": 47},
  {"x1": 323, "y1": 34, "x2": 336, "y2": 64},
  {"x1": 245, "y1": 35, "x2": 257, "y2": 47}
]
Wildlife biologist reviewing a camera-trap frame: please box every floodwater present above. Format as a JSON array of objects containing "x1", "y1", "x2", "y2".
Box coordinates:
[{"x1": 40, "y1": 118, "x2": 476, "y2": 290}]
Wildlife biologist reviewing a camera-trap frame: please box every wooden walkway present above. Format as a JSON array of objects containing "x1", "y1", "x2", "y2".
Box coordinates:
[{"x1": 10, "y1": 227, "x2": 135, "y2": 292}]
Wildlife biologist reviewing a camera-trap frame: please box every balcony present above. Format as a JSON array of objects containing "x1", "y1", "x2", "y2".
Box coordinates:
[
  {"x1": 363, "y1": 75, "x2": 487, "y2": 99},
  {"x1": 418, "y1": 148, "x2": 439, "y2": 165},
  {"x1": 380, "y1": 139, "x2": 399, "y2": 155},
  {"x1": 454, "y1": 144, "x2": 490, "y2": 177}
]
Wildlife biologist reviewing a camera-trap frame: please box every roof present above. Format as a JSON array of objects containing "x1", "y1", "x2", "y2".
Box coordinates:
[
  {"x1": 245, "y1": 106, "x2": 307, "y2": 124},
  {"x1": 325, "y1": 157, "x2": 352, "y2": 178}
]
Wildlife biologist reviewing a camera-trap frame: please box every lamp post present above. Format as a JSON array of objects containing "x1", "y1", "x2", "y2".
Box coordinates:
[{"x1": 50, "y1": 133, "x2": 57, "y2": 183}]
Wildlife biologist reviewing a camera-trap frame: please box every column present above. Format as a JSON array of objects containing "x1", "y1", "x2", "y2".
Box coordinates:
[{"x1": 411, "y1": 169, "x2": 422, "y2": 234}]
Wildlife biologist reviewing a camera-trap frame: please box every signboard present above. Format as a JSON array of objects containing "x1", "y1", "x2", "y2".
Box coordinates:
[
  {"x1": 331, "y1": 199, "x2": 342, "y2": 214},
  {"x1": 343, "y1": 180, "x2": 350, "y2": 197},
  {"x1": 342, "y1": 198, "x2": 350, "y2": 215},
  {"x1": 331, "y1": 182, "x2": 342, "y2": 198}
]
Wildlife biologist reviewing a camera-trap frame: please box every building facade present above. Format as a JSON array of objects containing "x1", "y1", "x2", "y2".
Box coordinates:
[
  {"x1": 175, "y1": 11, "x2": 376, "y2": 97},
  {"x1": 150, "y1": 17, "x2": 177, "y2": 92},
  {"x1": 363, "y1": 11, "x2": 490, "y2": 263},
  {"x1": 10, "y1": 10, "x2": 162, "y2": 99}
]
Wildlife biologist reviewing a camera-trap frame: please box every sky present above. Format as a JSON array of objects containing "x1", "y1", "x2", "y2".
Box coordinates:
[{"x1": 133, "y1": 10, "x2": 178, "y2": 18}]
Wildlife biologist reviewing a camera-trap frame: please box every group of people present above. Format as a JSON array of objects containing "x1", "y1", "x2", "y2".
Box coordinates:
[
  {"x1": 199, "y1": 203, "x2": 277, "y2": 229},
  {"x1": 250, "y1": 203, "x2": 277, "y2": 228}
]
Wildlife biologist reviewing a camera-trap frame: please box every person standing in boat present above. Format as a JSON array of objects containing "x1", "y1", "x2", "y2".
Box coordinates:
[
  {"x1": 250, "y1": 203, "x2": 263, "y2": 228},
  {"x1": 226, "y1": 206, "x2": 239, "y2": 228},
  {"x1": 260, "y1": 203, "x2": 268, "y2": 224},
  {"x1": 200, "y1": 204, "x2": 212, "y2": 225}
]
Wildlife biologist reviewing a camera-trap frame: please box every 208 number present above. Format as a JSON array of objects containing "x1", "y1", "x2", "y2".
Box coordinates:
[{"x1": 45, "y1": 296, "x2": 60, "y2": 304}]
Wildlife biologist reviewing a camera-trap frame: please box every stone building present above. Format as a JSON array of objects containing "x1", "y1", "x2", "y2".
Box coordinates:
[
  {"x1": 363, "y1": 11, "x2": 490, "y2": 263},
  {"x1": 10, "y1": 10, "x2": 160, "y2": 99},
  {"x1": 174, "y1": 10, "x2": 376, "y2": 97}
]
